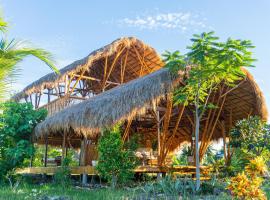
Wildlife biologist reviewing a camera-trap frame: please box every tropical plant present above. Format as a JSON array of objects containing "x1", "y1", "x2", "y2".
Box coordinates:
[
  {"x1": 202, "y1": 144, "x2": 216, "y2": 165},
  {"x1": 164, "y1": 31, "x2": 256, "y2": 190},
  {"x1": 230, "y1": 116, "x2": 270, "y2": 156},
  {"x1": 227, "y1": 156, "x2": 268, "y2": 200},
  {"x1": 138, "y1": 176, "x2": 196, "y2": 199},
  {"x1": 96, "y1": 125, "x2": 138, "y2": 188},
  {"x1": 53, "y1": 157, "x2": 71, "y2": 187},
  {"x1": 0, "y1": 16, "x2": 58, "y2": 100},
  {"x1": 0, "y1": 102, "x2": 47, "y2": 180}
]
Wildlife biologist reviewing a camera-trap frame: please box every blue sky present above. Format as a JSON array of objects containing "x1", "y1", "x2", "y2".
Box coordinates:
[{"x1": 1, "y1": 0, "x2": 270, "y2": 116}]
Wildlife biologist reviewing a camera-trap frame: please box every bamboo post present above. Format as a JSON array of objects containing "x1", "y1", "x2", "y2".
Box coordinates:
[
  {"x1": 44, "y1": 134, "x2": 48, "y2": 167},
  {"x1": 62, "y1": 132, "x2": 67, "y2": 162},
  {"x1": 80, "y1": 138, "x2": 88, "y2": 185},
  {"x1": 157, "y1": 110, "x2": 161, "y2": 158}
]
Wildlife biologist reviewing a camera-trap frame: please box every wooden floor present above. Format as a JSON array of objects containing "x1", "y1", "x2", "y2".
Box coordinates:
[{"x1": 17, "y1": 165, "x2": 211, "y2": 176}]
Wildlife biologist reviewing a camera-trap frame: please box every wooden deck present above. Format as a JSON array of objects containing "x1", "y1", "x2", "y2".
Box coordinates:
[{"x1": 17, "y1": 165, "x2": 211, "y2": 176}]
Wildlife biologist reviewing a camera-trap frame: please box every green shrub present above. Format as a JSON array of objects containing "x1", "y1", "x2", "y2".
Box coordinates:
[
  {"x1": 53, "y1": 157, "x2": 71, "y2": 187},
  {"x1": 96, "y1": 125, "x2": 138, "y2": 188},
  {"x1": 0, "y1": 102, "x2": 47, "y2": 180}
]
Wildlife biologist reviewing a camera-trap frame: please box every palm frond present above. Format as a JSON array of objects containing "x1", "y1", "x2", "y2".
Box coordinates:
[{"x1": 0, "y1": 38, "x2": 58, "y2": 101}]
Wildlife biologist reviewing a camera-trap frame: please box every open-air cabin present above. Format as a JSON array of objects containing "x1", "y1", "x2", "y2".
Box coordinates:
[{"x1": 14, "y1": 37, "x2": 268, "y2": 177}]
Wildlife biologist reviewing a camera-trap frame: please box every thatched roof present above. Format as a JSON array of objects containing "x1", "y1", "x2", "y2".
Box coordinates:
[
  {"x1": 35, "y1": 68, "x2": 174, "y2": 138},
  {"x1": 35, "y1": 67, "x2": 268, "y2": 148},
  {"x1": 12, "y1": 37, "x2": 163, "y2": 101}
]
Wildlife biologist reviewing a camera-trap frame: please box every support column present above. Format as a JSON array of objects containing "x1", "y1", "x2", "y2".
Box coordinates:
[
  {"x1": 156, "y1": 110, "x2": 161, "y2": 158},
  {"x1": 80, "y1": 138, "x2": 88, "y2": 185},
  {"x1": 44, "y1": 134, "x2": 48, "y2": 167},
  {"x1": 62, "y1": 132, "x2": 67, "y2": 163}
]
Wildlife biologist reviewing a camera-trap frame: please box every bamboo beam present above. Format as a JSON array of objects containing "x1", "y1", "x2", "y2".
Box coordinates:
[
  {"x1": 122, "y1": 116, "x2": 134, "y2": 142},
  {"x1": 164, "y1": 105, "x2": 185, "y2": 158},
  {"x1": 69, "y1": 69, "x2": 87, "y2": 95},
  {"x1": 101, "y1": 46, "x2": 126, "y2": 89},
  {"x1": 132, "y1": 46, "x2": 152, "y2": 74},
  {"x1": 73, "y1": 74, "x2": 120, "y2": 85},
  {"x1": 159, "y1": 94, "x2": 173, "y2": 165},
  {"x1": 200, "y1": 93, "x2": 227, "y2": 158},
  {"x1": 121, "y1": 49, "x2": 129, "y2": 83}
]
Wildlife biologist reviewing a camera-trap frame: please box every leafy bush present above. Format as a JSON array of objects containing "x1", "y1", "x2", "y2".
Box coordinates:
[
  {"x1": 227, "y1": 156, "x2": 268, "y2": 199},
  {"x1": 138, "y1": 176, "x2": 196, "y2": 199},
  {"x1": 230, "y1": 116, "x2": 270, "y2": 156},
  {"x1": 96, "y1": 126, "x2": 138, "y2": 188},
  {"x1": 0, "y1": 102, "x2": 47, "y2": 180},
  {"x1": 53, "y1": 157, "x2": 71, "y2": 187}
]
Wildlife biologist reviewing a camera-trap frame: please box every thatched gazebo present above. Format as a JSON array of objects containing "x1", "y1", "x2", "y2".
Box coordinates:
[
  {"x1": 34, "y1": 67, "x2": 267, "y2": 166},
  {"x1": 14, "y1": 37, "x2": 267, "y2": 173}
]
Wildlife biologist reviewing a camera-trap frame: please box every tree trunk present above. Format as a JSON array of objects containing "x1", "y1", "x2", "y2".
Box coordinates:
[{"x1": 195, "y1": 106, "x2": 200, "y2": 191}]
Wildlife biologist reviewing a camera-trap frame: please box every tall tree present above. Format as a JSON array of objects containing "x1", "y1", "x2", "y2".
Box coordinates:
[
  {"x1": 0, "y1": 16, "x2": 58, "y2": 100},
  {"x1": 164, "y1": 32, "x2": 255, "y2": 191}
]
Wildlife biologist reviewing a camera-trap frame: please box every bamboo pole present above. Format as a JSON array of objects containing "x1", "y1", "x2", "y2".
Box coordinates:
[
  {"x1": 163, "y1": 105, "x2": 185, "y2": 160},
  {"x1": 102, "y1": 46, "x2": 126, "y2": 89},
  {"x1": 121, "y1": 50, "x2": 129, "y2": 83},
  {"x1": 122, "y1": 116, "x2": 134, "y2": 142},
  {"x1": 62, "y1": 132, "x2": 67, "y2": 162},
  {"x1": 44, "y1": 134, "x2": 48, "y2": 167}
]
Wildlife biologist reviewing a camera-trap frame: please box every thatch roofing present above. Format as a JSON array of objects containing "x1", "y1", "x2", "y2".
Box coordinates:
[
  {"x1": 35, "y1": 68, "x2": 174, "y2": 139},
  {"x1": 12, "y1": 37, "x2": 163, "y2": 101},
  {"x1": 35, "y1": 66, "x2": 268, "y2": 148}
]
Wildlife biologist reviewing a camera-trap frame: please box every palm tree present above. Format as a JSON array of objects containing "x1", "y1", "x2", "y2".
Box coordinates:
[{"x1": 0, "y1": 16, "x2": 58, "y2": 100}]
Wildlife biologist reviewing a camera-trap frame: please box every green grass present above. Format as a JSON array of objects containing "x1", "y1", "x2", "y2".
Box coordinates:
[
  {"x1": 0, "y1": 182, "x2": 268, "y2": 200},
  {"x1": 0, "y1": 184, "x2": 134, "y2": 200}
]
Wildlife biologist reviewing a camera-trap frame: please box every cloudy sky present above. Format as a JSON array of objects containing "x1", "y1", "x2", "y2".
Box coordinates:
[{"x1": 1, "y1": 0, "x2": 270, "y2": 117}]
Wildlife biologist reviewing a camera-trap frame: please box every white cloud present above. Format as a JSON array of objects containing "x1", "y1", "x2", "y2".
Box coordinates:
[{"x1": 118, "y1": 12, "x2": 208, "y2": 32}]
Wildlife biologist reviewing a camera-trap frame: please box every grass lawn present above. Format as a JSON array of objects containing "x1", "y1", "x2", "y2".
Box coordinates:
[
  {"x1": 0, "y1": 184, "x2": 134, "y2": 200},
  {"x1": 0, "y1": 183, "x2": 230, "y2": 200},
  {"x1": 0, "y1": 182, "x2": 269, "y2": 200}
]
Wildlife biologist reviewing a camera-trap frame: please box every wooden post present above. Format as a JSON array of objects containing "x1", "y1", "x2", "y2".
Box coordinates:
[
  {"x1": 44, "y1": 134, "x2": 48, "y2": 167},
  {"x1": 62, "y1": 132, "x2": 67, "y2": 162},
  {"x1": 80, "y1": 138, "x2": 88, "y2": 185},
  {"x1": 156, "y1": 110, "x2": 161, "y2": 157}
]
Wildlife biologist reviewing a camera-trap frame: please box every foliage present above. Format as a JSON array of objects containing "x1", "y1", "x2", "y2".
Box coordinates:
[
  {"x1": 202, "y1": 145, "x2": 216, "y2": 165},
  {"x1": 138, "y1": 176, "x2": 196, "y2": 199},
  {"x1": 164, "y1": 31, "x2": 256, "y2": 190},
  {"x1": 230, "y1": 116, "x2": 270, "y2": 156},
  {"x1": 173, "y1": 145, "x2": 192, "y2": 166},
  {"x1": 227, "y1": 156, "x2": 268, "y2": 200},
  {"x1": 24, "y1": 145, "x2": 79, "y2": 167},
  {"x1": 96, "y1": 125, "x2": 138, "y2": 188},
  {"x1": 53, "y1": 157, "x2": 71, "y2": 187},
  {"x1": 0, "y1": 102, "x2": 47, "y2": 179},
  {"x1": 0, "y1": 15, "x2": 58, "y2": 100}
]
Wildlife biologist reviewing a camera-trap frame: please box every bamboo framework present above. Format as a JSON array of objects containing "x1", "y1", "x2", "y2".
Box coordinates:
[{"x1": 13, "y1": 37, "x2": 163, "y2": 116}]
